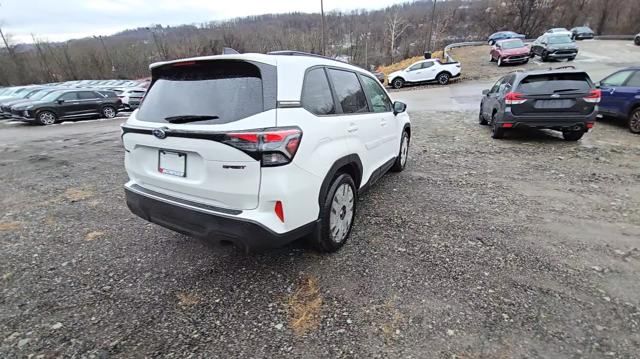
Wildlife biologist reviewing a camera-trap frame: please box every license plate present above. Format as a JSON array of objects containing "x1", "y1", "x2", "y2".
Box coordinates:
[
  {"x1": 158, "y1": 150, "x2": 186, "y2": 177},
  {"x1": 534, "y1": 99, "x2": 574, "y2": 109}
]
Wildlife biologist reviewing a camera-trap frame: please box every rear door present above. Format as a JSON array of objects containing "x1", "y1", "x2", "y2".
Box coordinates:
[
  {"x1": 122, "y1": 59, "x2": 277, "y2": 210},
  {"x1": 405, "y1": 62, "x2": 425, "y2": 82},
  {"x1": 77, "y1": 91, "x2": 101, "y2": 115},
  {"x1": 511, "y1": 72, "x2": 595, "y2": 116},
  {"x1": 599, "y1": 70, "x2": 637, "y2": 117}
]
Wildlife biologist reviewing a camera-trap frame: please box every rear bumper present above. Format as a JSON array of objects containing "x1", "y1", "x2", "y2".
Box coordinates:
[
  {"x1": 502, "y1": 110, "x2": 597, "y2": 130},
  {"x1": 124, "y1": 184, "x2": 316, "y2": 251}
]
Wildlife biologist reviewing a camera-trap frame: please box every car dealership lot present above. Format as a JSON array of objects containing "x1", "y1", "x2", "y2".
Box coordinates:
[{"x1": 1, "y1": 107, "x2": 639, "y2": 357}]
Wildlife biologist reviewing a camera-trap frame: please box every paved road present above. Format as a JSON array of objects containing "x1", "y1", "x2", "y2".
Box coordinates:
[{"x1": 393, "y1": 40, "x2": 640, "y2": 113}]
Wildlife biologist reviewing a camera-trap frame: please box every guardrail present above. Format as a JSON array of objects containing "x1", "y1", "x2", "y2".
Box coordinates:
[{"x1": 443, "y1": 35, "x2": 636, "y2": 62}]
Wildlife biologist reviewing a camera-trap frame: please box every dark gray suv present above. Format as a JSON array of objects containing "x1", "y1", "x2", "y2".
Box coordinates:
[
  {"x1": 530, "y1": 34, "x2": 578, "y2": 62},
  {"x1": 479, "y1": 69, "x2": 600, "y2": 141}
]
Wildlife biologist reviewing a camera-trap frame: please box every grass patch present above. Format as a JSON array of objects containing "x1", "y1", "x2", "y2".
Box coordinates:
[
  {"x1": 0, "y1": 221, "x2": 21, "y2": 231},
  {"x1": 376, "y1": 50, "x2": 445, "y2": 78},
  {"x1": 85, "y1": 231, "x2": 105, "y2": 241},
  {"x1": 177, "y1": 292, "x2": 200, "y2": 306},
  {"x1": 287, "y1": 275, "x2": 323, "y2": 335},
  {"x1": 64, "y1": 188, "x2": 94, "y2": 202}
]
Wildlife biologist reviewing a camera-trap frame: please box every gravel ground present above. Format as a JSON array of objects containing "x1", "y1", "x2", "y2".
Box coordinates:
[{"x1": 1, "y1": 113, "x2": 639, "y2": 358}]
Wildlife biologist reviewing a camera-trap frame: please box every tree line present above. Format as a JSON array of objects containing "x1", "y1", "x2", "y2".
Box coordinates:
[{"x1": 0, "y1": 0, "x2": 638, "y2": 86}]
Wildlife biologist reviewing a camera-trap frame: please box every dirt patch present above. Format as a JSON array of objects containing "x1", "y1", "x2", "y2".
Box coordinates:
[
  {"x1": 287, "y1": 275, "x2": 323, "y2": 335},
  {"x1": 64, "y1": 188, "x2": 94, "y2": 202},
  {"x1": 176, "y1": 292, "x2": 200, "y2": 306},
  {"x1": 84, "y1": 231, "x2": 104, "y2": 241}
]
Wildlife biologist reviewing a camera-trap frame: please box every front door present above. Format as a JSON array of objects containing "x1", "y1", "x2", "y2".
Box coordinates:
[{"x1": 599, "y1": 70, "x2": 634, "y2": 117}]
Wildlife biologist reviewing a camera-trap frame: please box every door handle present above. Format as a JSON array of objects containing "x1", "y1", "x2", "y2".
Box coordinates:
[
  {"x1": 609, "y1": 88, "x2": 615, "y2": 94},
  {"x1": 347, "y1": 123, "x2": 358, "y2": 133},
  {"x1": 380, "y1": 119, "x2": 388, "y2": 127}
]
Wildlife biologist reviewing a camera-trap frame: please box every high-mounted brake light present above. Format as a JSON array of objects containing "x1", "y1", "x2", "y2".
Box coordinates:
[
  {"x1": 172, "y1": 61, "x2": 196, "y2": 67},
  {"x1": 505, "y1": 92, "x2": 527, "y2": 105},
  {"x1": 224, "y1": 127, "x2": 302, "y2": 167},
  {"x1": 584, "y1": 89, "x2": 601, "y2": 103}
]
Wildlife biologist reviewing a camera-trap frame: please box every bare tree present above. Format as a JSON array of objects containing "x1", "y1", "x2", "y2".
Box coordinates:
[{"x1": 385, "y1": 11, "x2": 410, "y2": 62}]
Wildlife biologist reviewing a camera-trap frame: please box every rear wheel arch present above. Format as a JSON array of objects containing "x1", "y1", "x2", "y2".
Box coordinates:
[
  {"x1": 317, "y1": 155, "x2": 363, "y2": 208},
  {"x1": 402, "y1": 123, "x2": 411, "y2": 139}
]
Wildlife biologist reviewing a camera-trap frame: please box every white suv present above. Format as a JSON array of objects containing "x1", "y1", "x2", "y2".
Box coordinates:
[{"x1": 122, "y1": 52, "x2": 411, "y2": 252}]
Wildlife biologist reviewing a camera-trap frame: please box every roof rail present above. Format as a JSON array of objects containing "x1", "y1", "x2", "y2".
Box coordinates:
[{"x1": 267, "y1": 50, "x2": 349, "y2": 64}]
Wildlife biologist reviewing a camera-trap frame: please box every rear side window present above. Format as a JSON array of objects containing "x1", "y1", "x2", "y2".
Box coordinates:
[
  {"x1": 301, "y1": 68, "x2": 335, "y2": 115},
  {"x1": 138, "y1": 60, "x2": 274, "y2": 124},
  {"x1": 517, "y1": 73, "x2": 592, "y2": 95},
  {"x1": 327, "y1": 69, "x2": 369, "y2": 114},
  {"x1": 360, "y1": 75, "x2": 392, "y2": 113}
]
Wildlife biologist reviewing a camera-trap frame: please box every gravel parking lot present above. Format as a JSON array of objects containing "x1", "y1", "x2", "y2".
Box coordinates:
[{"x1": 1, "y1": 111, "x2": 639, "y2": 357}]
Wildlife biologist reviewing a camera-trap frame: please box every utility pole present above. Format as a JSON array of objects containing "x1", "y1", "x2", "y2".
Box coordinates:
[
  {"x1": 425, "y1": 0, "x2": 437, "y2": 53},
  {"x1": 95, "y1": 35, "x2": 115, "y2": 75},
  {"x1": 320, "y1": 0, "x2": 326, "y2": 56}
]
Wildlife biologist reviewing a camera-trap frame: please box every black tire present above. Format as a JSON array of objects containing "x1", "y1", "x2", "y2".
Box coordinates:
[
  {"x1": 529, "y1": 51, "x2": 535, "y2": 58},
  {"x1": 628, "y1": 108, "x2": 640, "y2": 134},
  {"x1": 562, "y1": 130, "x2": 584, "y2": 141},
  {"x1": 479, "y1": 106, "x2": 488, "y2": 125},
  {"x1": 497, "y1": 57, "x2": 503, "y2": 67},
  {"x1": 391, "y1": 131, "x2": 410, "y2": 172},
  {"x1": 101, "y1": 105, "x2": 117, "y2": 119},
  {"x1": 490, "y1": 112, "x2": 505, "y2": 139},
  {"x1": 634, "y1": 37, "x2": 640, "y2": 46},
  {"x1": 489, "y1": 40, "x2": 496, "y2": 46},
  {"x1": 568, "y1": 56, "x2": 575, "y2": 62},
  {"x1": 541, "y1": 51, "x2": 549, "y2": 62},
  {"x1": 436, "y1": 72, "x2": 450, "y2": 85},
  {"x1": 489, "y1": 53, "x2": 494, "y2": 62},
  {"x1": 36, "y1": 110, "x2": 57, "y2": 126},
  {"x1": 312, "y1": 173, "x2": 357, "y2": 253},
  {"x1": 391, "y1": 78, "x2": 405, "y2": 89}
]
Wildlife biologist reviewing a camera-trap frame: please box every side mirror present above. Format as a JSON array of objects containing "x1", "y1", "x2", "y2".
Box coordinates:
[
  {"x1": 393, "y1": 101, "x2": 407, "y2": 115},
  {"x1": 57, "y1": 99, "x2": 65, "y2": 104},
  {"x1": 482, "y1": 89, "x2": 490, "y2": 96}
]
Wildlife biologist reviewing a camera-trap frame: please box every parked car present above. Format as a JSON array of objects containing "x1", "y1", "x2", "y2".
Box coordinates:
[
  {"x1": 1, "y1": 88, "x2": 64, "y2": 118},
  {"x1": 116, "y1": 88, "x2": 146, "y2": 110},
  {"x1": 12, "y1": 89, "x2": 122, "y2": 125},
  {"x1": 635, "y1": 33, "x2": 640, "y2": 46},
  {"x1": 597, "y1": 67, "x2": 640, "y2": 133},
  {"x1": 530, "y1": 34, "x2": 578, "y2": 62},
  {"x1": 570, "y1": 26, "x2": 594, "y2": 40},
  {"x1": 487, "y1": 31, "x2": 525, "y2": 45},
  {"x1": 388, "y1": 58, "x2": 461, "y2": 89},
  {"x1": 121, "y1": 52, "x2": 411, "y2": 252},
  {"x1": 479, "y1": 68, "x2": 599, "y2": 141},
  {"x1": 489, "y1": 39, "x2": 530, "y2": 66},
  {"x1": 545, "y1": 28, "x2": 573, "y2": 38}
]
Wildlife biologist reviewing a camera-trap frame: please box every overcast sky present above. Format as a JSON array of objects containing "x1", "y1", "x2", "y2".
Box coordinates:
[{"x1": 1, "y1": 0, "x2": 408, "y2": 43}]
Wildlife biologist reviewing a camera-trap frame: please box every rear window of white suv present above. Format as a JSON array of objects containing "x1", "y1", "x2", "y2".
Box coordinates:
[{"x1": 137, "y1": 60, "x2": 275, "y2": 124}]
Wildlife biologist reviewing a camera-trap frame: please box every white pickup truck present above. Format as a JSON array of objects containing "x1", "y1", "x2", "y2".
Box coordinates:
[{"x1": 388, "y1": 58, "x2": 462, "y2": 89}]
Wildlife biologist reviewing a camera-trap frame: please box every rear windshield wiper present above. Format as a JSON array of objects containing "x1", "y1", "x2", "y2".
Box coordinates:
[{"x1": 165, "y1": 115, "x2": 220, "y2": 124}]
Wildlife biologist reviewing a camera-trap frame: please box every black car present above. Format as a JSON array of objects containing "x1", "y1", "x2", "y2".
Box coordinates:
[
  {"x1": 479, "y1": 68, "x2": 600, "y2": 141},
  {"x1": 11, "y1": 89, "x2": 122, "y2": 125},
  {"x1": 570, "y1": 26, "x2": 595, "y2": 40},
  {"x1": 0, "y1": 88, "x2": 66, "y2": 118},
  {"x1": 530, "y1": 34, "x2": 578, "y2": 62}
]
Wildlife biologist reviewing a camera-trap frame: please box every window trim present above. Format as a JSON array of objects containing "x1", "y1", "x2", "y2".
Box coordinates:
[{"x1": 624, "y1": 71, "x2": 640, "y2": 87}]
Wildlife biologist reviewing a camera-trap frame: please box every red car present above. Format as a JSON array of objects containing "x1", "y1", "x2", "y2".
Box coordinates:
[{"x1": 489, "y1": 39, "x2": 530, "y2": 66}]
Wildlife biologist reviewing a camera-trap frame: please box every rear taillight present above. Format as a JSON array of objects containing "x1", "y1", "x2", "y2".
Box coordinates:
[
  {"x1": 224, "y1": 127, "x2": 302, "y2": 167},
  {"x1": 584, "y1": 89, "x2": 601, "y2": 103},
  {"x1": 505, "y1": 92, "x2": 527, "y2": 105}
]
